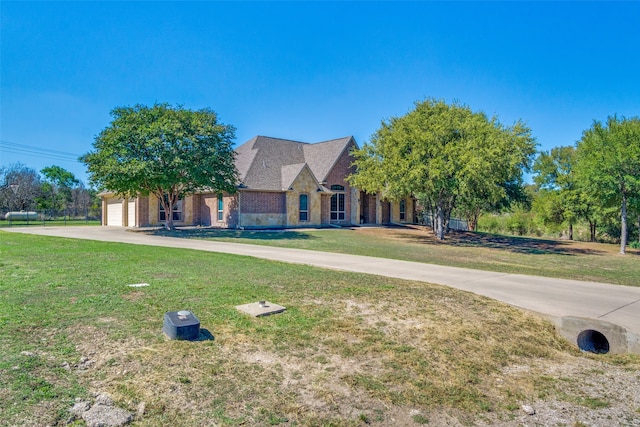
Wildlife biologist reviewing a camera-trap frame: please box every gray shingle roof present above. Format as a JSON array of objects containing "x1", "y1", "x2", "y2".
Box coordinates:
[
  {"x1": 235, "y1": 135, "x2": 354, "y2": 191},
  {"x1": 280, "y1": 163, "x2": 306, "y2": 190}
]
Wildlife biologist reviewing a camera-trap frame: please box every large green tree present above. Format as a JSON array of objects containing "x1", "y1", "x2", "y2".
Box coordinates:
[
  {"x1": 81, "y1": 103, "x2": 238, "y2": 230},
  {"x1": 533, "y1": 146, "x2": 602, "y2": 242},
  {"x1": 348, "y1": 99, "x2": 536, "y2": 240},
  {"x1": 575, "y1": 115, "x2": 640, "y2": 254},
  {"x1": 39, "y1": 165, "x2": 80, "y2": 214},
  {"x1": 533, "y1": 147, "x2": 578, "y2": 240}
]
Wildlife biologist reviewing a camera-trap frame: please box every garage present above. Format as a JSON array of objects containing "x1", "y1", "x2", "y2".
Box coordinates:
[{"x1": 106, "y1": 198, "x2": 124, "y2": 226}]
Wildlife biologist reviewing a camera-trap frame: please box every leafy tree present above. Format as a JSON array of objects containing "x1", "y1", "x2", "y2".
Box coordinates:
[
  {"x1": 458, "y1": 178, "x2": 531, "y2": 231},
  {"x1": 532, "y1": 146, "x2": 587, "y2": 240},
  {"x1": 41, "y1": 165, "x2": 80, "y2": 189},
  {"x1": 531, "y1": 189, "x2": 565, "y2": 234},
  {"x1": 348, "y1": 99, "x2": 536, "y2": 239},
  {"x1": 81, "y1": 103, "x2": 238, "y2": 230},
  {"x1": 575, "y1": 115, "x2": 640, "y2": 254},
  {"x1": 39, "y1": 165, "x2": 80, "y2": 214},
  {"x1": 0, "y1": 163, "x2": 42, "y2": 213}
]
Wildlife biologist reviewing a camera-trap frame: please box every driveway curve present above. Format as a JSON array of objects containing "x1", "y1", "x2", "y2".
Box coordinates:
[{"x1": 3, "y1": 226, "x2": 640, "y2": 352}]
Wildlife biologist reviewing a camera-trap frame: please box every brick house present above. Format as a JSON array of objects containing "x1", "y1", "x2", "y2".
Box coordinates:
[{"x1": 101, "y1": 135, "x2": 415, "y2": 228}]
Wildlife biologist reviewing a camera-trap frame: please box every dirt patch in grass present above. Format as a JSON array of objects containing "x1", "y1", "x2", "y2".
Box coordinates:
[
  {"x1": 122, "y1": 290, "x2": 146, "y2": 302},
  {"x1": 49, "y1": 284, "x2": 640, "y2": 426}
]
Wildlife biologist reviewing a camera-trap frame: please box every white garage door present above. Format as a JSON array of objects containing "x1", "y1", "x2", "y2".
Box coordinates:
[
  {"x1": 106, "y1": 198, "x2": 123, "y2": 226},
  {"x1": 127, "y1": 200, "x2": 136, "y2": 227}
]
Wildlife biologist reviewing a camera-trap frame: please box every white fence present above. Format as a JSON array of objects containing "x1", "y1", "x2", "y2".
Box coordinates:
[{"x1": 421, "y1": 214, "x2": 468, "y2": 231}]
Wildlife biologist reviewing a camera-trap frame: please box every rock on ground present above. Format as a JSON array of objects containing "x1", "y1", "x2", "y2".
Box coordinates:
[{"x1": 68, "y1": 392, "x2": 133, "y2": 427}]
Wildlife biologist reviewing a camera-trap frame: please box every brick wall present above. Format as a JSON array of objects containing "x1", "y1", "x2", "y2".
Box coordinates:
[
  {"x1": 240, "y1": 191, "x2": 286, "y2": 214},
  {"x1": 382, "y1": 201, "x2": 390, "y2": 225},
  {"x1": 137, "y1": 196, "x2": 149, "y2": 227},
  {"x1": 323, "y1": 140, "x2": 358, "y2": 225},
  {"x1": 199, "y1": 193, "x2": 239, "y2": 227},
  {"x1": 321, "y1": 194, "x2": 331, "y2": 224},
  {"x1": 368, "y1": 195, "x2": 377, "y2": 224},
  {"x1": 226, "y1": 195, "x2": 239, "y2": 227},
  {"x1": 192, "y1": 194, "x2": 202, "y2": 225},
  {"x1": 200, "y1": 194, "x2": 216, "y2": 226}
]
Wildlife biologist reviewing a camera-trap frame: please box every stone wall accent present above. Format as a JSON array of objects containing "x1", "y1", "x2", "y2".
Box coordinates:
[
  {"x1": 239, "y1": 213, "x2": 286, "y2": 228},
  {"x1": 286, "y1": 167, "x2": 322, "y2": 226},
  {"x1": 390, "y1": 198, "x2": 415, "y2": 223},
  {"x1": 144, "y1": 195, "x2": 191, "y2": 227},
  {"x1": 148, "y1": 196, "x2": 159, "y2": 226},
  {"x1": 183, "y1": 195, "x2": 193, "y2": 225}
]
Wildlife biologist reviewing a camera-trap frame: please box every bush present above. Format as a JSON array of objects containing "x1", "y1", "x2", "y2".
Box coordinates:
[{"x1": 479, "y1": 210, "x2": 542, "y2": 237}]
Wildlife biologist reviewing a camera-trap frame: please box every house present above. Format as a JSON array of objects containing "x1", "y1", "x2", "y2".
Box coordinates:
[{"x1": 101, "y1": 136, "x2": 415, "y2": 228}]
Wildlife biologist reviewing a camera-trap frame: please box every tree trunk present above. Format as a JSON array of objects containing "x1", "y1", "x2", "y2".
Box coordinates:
[
  {"x1": 159, "y1": 192, "x2": 176, "y2": 231},
  {"x1": 468, "y1": 206, "x2": 480, "y2": 232},
  {"x1": 467, "y1": 216, "x2": 477, "y2": 232},
  {"x1": 166, "y1": 196, "x2": 176, "y2": 231},
  {"x1": 637, "y1": 215, "x2": 640, "y2": 244},
  {"x1": 620, "y1": 193, "x2": 627, "y2": 255},
  {"x1": 568, "y1": 222, "x2": 573, "y2": 240},
  {"x1": 165, "y1": 214, "x2": 174, "y2": 230},
  {"x1": 435, "y1": 202, "x2": 445, "y2": 240},
  {"x1": 429, "y1": 206, "x2": 436, "y2": 231},
  {"x1": 590, "y1": 221, "x2": 597, "y2": 242}
]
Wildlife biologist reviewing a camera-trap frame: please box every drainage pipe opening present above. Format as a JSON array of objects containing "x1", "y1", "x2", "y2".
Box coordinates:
[{"x1": 577, "y1": 329, "x2": 610, "y2": 354}]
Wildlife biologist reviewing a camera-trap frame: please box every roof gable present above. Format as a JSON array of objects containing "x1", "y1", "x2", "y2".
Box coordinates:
[
  {"x1": 302, "y1": 136, "x2": 354, "y2": 183},
  {"x1": 235, "y1": 135, "x2": 354, "y2": 191},
  {"x1": 281, "y1": 163, "x2": 307, "y2": 190}
]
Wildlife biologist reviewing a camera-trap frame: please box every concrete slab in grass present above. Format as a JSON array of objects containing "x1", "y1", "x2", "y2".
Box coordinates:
[{"x1": 236, "y1": 301, "x2": 286, "y2": 317}]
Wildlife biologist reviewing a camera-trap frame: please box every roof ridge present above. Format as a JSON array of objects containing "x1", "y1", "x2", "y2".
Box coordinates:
[
  {"x1": 256, "y1": 135, "x2": 310, "y2": 145},
  {"x1": 313, "y1": 136, "x2": 353, "y2": 144}
]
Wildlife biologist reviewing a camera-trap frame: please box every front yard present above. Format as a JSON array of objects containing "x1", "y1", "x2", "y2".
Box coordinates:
[{"x1": 1, "y1": 232, "x2": 639, "y2": 426}]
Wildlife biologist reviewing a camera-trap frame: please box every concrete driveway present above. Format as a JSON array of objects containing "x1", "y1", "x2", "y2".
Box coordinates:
[{"x1": 3, "y1": 226, "x2": 640, "y2": 353}]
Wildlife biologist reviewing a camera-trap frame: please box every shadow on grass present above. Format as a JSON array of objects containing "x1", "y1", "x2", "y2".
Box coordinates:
[
  {"x1": 148, "y1": 227, "x2": 316, "y2": 241},
  {"x1": 397, "y1": 229, "x2": 607, "y2": 256},
  {"x1": 196, "y1": 328, "x2": 215, "y2": 342}
]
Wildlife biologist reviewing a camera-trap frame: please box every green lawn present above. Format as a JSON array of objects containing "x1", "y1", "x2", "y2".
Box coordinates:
[
  {"x1": 0, "y1": 219, "x2": 100, "y2": 228},
  {"x1": 3, "y1": 232, "x2": 638, "y2": 426},
  {"x1": 148, "y1": 226, "x2": 640, "y2": 287}
]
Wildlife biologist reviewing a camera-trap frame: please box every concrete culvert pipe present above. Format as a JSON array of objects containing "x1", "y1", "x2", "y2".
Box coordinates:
[{"x1": 577, "y1": 329, "x2": 610, "y2": 354}]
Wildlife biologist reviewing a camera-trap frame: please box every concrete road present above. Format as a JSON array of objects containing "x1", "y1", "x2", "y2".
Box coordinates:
[{"x1": 3, "y1": 226, "x2": 639, "y2": 350}]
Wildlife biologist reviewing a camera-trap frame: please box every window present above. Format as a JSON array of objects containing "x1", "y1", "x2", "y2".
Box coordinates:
[
  {"x1": 159, "y1": 195, "x2": 183, "y2": 221},
  {"x1": 330, "y1": 185, "x2": 345, "y2": 221},
  {"x1": 217, "y1": 195, "x2": 224, "y2": 221},
  {"x1": 399, "y1": 199, "x2": 406, "y2": 221},
  {"x1": 299, "y1": 194, "x2": 308, "y2": 221}
]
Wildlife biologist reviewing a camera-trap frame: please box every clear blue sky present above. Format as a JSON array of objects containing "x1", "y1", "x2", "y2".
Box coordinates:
[{"x1": 2, "y1": 1, "x2": 639, "y2": 185}]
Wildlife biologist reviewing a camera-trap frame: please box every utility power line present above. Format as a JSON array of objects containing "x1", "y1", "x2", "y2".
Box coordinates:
[{"x1": 0, "y1": 140, "x2": 83, "y2": 163}]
